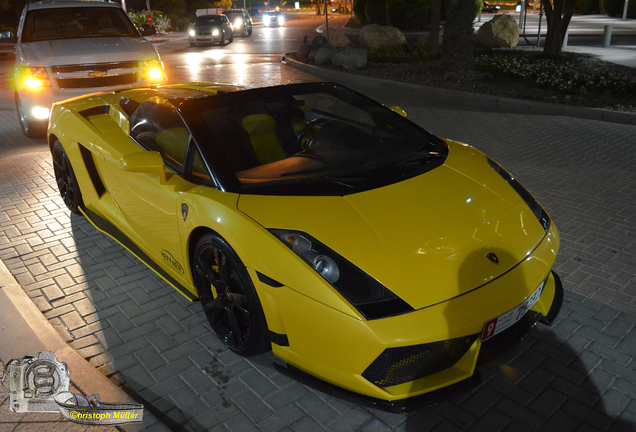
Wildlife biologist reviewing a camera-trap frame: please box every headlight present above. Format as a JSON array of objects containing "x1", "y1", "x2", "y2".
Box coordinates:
[
  {"x1": 271, "y1": 229, "x2": 414, "y2": 320},
  {"x1": 263, "y1": 16, "x2": 271, "y2": 25},
  {"x1": 142, "y1": 58, "x2": 165, "y2": 81},
  {"x1": 18, "y1": 67, "x2": 51, "y2": 89},
  {"x1": 487, "y1": 157, "x2": 549, "y2": 231},
  {"x1": 278, "y1": 16, "x2": 285, "y2": 24},
  {"x1": 234, "y1": 18, "x2": 243, "y2": 27},
  {"x1": 212, "y1": 28, "x2": 220, "y2": 36},
  {"x1": 188, "y1": 29, "x2": 195, "y2": 37}
]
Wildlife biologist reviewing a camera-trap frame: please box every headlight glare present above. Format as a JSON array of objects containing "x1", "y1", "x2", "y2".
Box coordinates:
[
  {"x1": 188, "y1": 29, "x2": 195, "y2": 37},
  {"x1": 271, "y1": 229, "x2": 414, "y2": 320},
  {"x1": 20, "y1": 67, "x2": 51, "y2": 88},
  {"x1": 212, "y1": 29, "x2": 220, "y2": 36},
  {"x1": 142, "y1": 58, "x2": 165, "y2": 81}
]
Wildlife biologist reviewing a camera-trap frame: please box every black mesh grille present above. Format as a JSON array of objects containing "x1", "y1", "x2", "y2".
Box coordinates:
[
  {"x1": 362, "y1": 334, "x2": 479, "y2": 388},
  {"x1": 56, "y1": 73, "x2": 137, "y2": 89},
  {"x1": 51, "y1": 61, "x2": 139, "y2": 74}
]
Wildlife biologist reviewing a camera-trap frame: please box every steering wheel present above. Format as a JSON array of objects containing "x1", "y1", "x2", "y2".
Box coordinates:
[{"x1": 296, "y1": 118, "x2": 329, "y2": 148}]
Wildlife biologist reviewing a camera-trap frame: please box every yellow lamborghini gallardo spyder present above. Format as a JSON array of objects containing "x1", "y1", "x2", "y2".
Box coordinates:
[{"x1": 48, "y1": 82, "x2": 562, "y2": 410}]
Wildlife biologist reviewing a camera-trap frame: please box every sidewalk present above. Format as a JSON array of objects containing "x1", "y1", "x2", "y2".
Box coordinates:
[
  {"x1": 1, "y1": 15, "x2": 636, "y2": 432},
  {"x1": 0, "y1": 260, "x2": 167, "y2": 431}
]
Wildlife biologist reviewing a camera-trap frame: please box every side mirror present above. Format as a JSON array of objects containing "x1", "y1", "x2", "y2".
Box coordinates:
[
  {"x1": 119, "y1": 151, "x2": 166, "y2": 184},
  {"x1": 389, "y1": 106, "x2": 407, "y2": 118},
  {"x1": 139, "y1": 24, "x2": 157, "y2": 36}
]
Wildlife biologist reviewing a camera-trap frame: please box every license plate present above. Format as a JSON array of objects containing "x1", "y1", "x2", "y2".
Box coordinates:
[{"x1": 481, "y1": 281, "x2": 545, "y2": 342}]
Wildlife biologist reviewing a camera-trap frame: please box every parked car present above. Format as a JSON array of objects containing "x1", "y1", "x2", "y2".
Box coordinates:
[
  {"x1": 223, "y1": 9, "x2": 253, "y2": 37},
  {"x1": 262, "y1": 10, "x2": 285, "y2": 27},
  {"x1": 14, "y1": 0, "x2": 165, "y2": 139},
  {"x1": 482, "y1": 1, "x2": 501, "y2": 12},
  {"x1": 189, "y1": 14, "x2": 233, "y2": 46},
  {"x1": 48, "y1": 81, "x2": 563, "y2": 410}
]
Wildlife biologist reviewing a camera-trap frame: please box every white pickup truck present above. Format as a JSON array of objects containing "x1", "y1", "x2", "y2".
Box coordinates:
[{"x1": 14, "y1": 0, "x2": 166, "y2": 138}]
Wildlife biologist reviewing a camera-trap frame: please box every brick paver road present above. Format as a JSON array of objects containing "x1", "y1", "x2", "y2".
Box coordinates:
[{"x1": 1, "y1": 52, "x2": 635, "y2": 431}]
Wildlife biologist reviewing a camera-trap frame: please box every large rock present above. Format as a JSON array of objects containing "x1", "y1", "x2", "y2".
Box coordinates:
[
  {"x1": 296, "y1": 40, "x2": 312, "y2": 62},
  {"x1": 312, "y1": 35, "x2": 330, "y2": 50},
  {"x1": 477, "y1": 15, "x2": 520, "y2": 49},
  {"x1": 330, "y1": 46, "x2": 367, "y2": 70},
  {"x1": 314, "y1": 47, "x2": 333, "y2": 65},
  {"x1": 359, "y1": 24, "x2": 406, "y2": 50},
  {"x1": 325, "y1": 28, "x2": 351, "y2": 48}
]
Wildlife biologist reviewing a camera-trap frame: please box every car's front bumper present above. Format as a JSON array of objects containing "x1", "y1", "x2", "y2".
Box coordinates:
[
  {"x1": 190, "y1": 34, "x2": 223, "y2": 43},
  {"x1": 255, "y1": 219, "x2": 561, "y2": 406}
]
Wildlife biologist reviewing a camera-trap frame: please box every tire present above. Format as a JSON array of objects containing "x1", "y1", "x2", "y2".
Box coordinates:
[
  {"x1": 193, "y1": 232, "x2": 270, "y2": 356},
  {"x1": 220, "y1": 31, "x2": 227, "y2": 46},
  {"x1": 15, "y1": 92, "x2": 47, "y2": 139},
  {"x1": 229, "y1": 33, "x2": 233, "y2": 43},
  {"x1": 247, "y1": 27, "x2": 252, "y2": 36},
  {"x1": 52, "y1": 140, "x2": 83, "y2": 214}
]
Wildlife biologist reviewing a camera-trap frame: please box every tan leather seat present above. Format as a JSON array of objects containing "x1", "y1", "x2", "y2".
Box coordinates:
[{"x1": 242, "y1": 114, "x2": 286, "y2": 165}]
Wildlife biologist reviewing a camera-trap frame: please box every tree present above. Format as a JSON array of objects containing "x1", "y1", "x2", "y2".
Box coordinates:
[
  {"x1": 442, "y1": 0, "x2": 477, "y2": 71},
  {"x1": 214, "y1": 0, "x2": 233, "y2": 7},
  {"x1": 541, "y1": 0, "x2": 577, "y2": 56}
]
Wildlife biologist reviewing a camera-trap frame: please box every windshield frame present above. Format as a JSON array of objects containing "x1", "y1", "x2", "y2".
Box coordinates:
[
  {"x1": 21, "y1": 5, "x2": 139, "y2": 43},
  {"x1": 179, "y1": 82, "x2": 448, "y2": 196}
]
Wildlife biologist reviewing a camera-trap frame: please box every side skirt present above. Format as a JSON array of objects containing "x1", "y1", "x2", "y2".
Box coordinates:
[{"x1": 80, "y1": 207, "x2": 198, "y2": 302}]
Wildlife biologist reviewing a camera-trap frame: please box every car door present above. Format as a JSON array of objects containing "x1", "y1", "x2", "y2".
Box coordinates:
[{"x1": 108, "y1": 97, "x2": 193, "y2": 280}]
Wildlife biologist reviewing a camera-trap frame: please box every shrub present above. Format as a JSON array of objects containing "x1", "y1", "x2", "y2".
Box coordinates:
[
  {"x1": 365, "y1": 0, "x2": 388, "y2": 24},
  {"x1": 601, "y1": 0, "x2": 635, "y2": 17},
  {"x1": 475, "y1": 54, "x2": 636, "y2": 95},
  {"x1": 128, "y1": 10, "x2": 172, "y2": 33},
  {"x1": 405, "y1": 4, "x2": 432, "y2": 29},
  {"x1": 386, "y1": 0, "x2": 409, "y2": 28},
  {"x1": 577, "y1": 0, "x2": 599, "y2": 14},
  {"x1": 368, "y1": 42, "x2": 439, "y2": 62},
  {"x1": 385, "y1": 0, "x2": 432, "y2": 29},
  {"x1": 353, "y1": 0, "x2": 370, "y2": 25}
]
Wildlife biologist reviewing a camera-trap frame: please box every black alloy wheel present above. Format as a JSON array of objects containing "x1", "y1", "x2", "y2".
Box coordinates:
[
  {"x1": 193, "y1": 233, "x2": 270, "y2": 356},
  {"x1": 52, "y1": 140, "x2": 83, "y2": 214}
]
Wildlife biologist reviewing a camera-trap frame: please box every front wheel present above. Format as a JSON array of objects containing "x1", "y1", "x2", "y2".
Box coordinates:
[
  {"x1": 52, "y1": 140, "x2": 83, "y2": 214},
  {"x1": 15, "y1": 92, "x2": 47, "y2": 139},
  {"x1": 193, "y1": 232, "x2": 270, "y2": 356}
]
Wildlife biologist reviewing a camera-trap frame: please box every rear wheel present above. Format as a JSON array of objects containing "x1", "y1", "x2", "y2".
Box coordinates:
[
  {"x1": 52, "y1": 140, "x2": 83, "y2": 214},
  {"x1": 15, "y1": 92, "x2": 47, "y2": 139},
  {"x1": 193, "y1": 232, "x2": 270, "y2": 356}
]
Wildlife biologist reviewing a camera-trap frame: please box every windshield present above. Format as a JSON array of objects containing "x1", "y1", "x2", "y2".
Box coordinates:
[
  {"x1": 22, "y1": 7, "x2": 138, "y2": 42},
  {"x1": 195, "y1": 16, "x2": 224, "y2": 26},
  {"x1": 182, "y1": 83, "x2": 447, "y2": 196}
]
